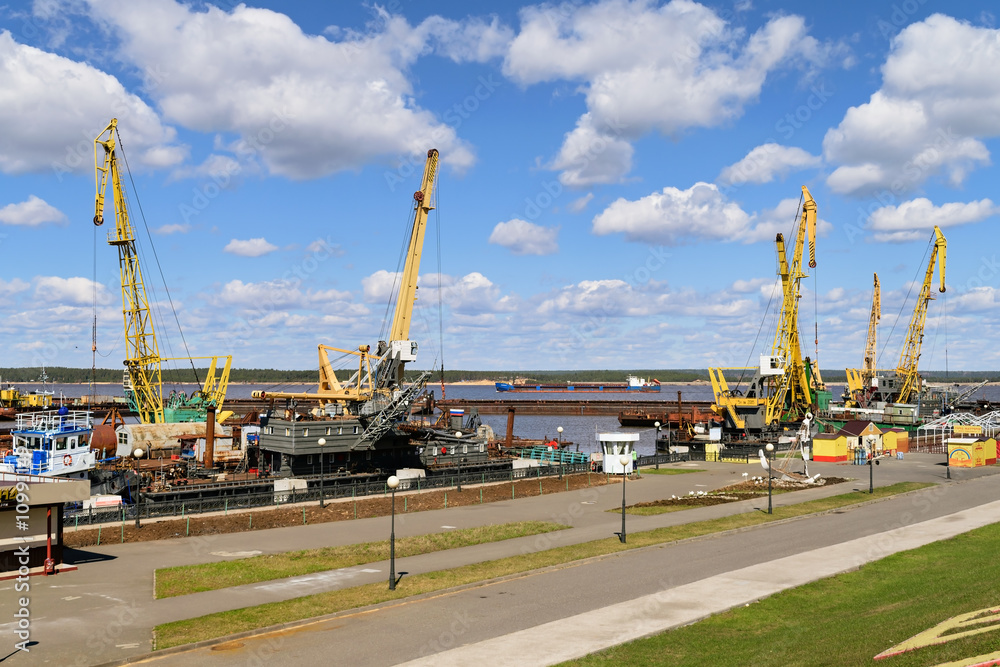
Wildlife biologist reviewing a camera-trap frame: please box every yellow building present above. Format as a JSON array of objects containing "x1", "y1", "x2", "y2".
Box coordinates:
[
  {"x1": 947, "y1": 437, "x2": 998, "y2": 468},
  {"x1": 812, "y1": 433, "x2": 848, "y2": 462},
  {"x1": 882, "y1": 428, "x2": 909, "y2": 454}
]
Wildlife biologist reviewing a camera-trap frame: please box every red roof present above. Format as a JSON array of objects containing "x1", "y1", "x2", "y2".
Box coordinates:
[{"x1": 838, "y1": 420, "x2": 882, "y2": 437}]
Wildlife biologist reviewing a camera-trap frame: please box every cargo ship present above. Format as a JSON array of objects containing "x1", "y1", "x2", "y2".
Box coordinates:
[{"x1": 495, "y1": 375, "x2": 660, "y2": 393}]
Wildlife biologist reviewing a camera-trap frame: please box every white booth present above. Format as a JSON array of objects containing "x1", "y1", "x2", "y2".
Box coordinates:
[{"x1": 597, "y1": 432, "x2": 640, "y2": 474}]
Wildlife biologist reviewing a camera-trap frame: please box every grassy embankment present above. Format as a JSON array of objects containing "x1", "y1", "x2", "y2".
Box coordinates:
[
  {"x1": 565, "y1": 520, "x2": 1000, "y2": 667},
  {"x1": 154, "y1": 481, "x2": 930, "y2": 649},
  {"x1": 155, "y1": 521, "x2": 564, "y2": 598}
]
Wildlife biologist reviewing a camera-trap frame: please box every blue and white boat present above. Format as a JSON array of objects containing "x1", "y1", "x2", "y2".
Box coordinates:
[{"x1": 0, "y1": 409, "x2": 95, "y2": 481}]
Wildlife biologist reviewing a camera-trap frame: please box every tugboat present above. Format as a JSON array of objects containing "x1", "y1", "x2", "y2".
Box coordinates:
[{"x1": 0, "y1": 409, "x2": 95, "y2": 481}]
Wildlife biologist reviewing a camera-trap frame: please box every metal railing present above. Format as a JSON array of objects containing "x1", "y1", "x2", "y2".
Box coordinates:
[{"x1": 63, "y1": 461, "x2": 596, "y2": 526}]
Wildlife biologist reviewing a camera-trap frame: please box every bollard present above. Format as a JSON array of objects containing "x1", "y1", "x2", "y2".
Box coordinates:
[
  {"x1": 539, "y1": 479, "x2": 543, "y2": 495},
  {"x1": 303, "y1": 508, "x2": 306, "y2": 525},
  {"x1": 121, "y1": 522, "x2": 124, "y2": 543},
  {"x1": 186, "y1": 517, "x2": 190, "y2": 536},
  {"x1": 225, "y1": 499, "x2": 228, "y2": 516},
  {"x1": 75, "y1": 516, "x2": 78, "y2": 531},
  {"x1": 566, "y1": 477, "x2": 569, "y2": 491},
  {"x1": 404, "y1": 497, "x2": 407, "y2": 512},
  {"x1": 445, "y1": 492, "x2": 448, "y2": 508},
  {"x1": 97, "y1": 525, "x2": 101, "y2": 545},
  {"x1": 512, "y1": 481, "x2": 515, "y2": 499},
  {"x1": 480, "y1": 488, "x2": 483, "y2": 504},
  {"x1": 249, "y1": 514, "x2": 252, "y2": 529}
]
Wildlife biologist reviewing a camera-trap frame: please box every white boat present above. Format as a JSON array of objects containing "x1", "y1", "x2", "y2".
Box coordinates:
[{"x1": 0, "y1": 409, "x2": 96, "y2": 481}]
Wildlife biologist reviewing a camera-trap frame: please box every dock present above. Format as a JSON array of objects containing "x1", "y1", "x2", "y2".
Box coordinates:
[{"x1": 437, "y1": 398, "x2": 714, "y2": 416}]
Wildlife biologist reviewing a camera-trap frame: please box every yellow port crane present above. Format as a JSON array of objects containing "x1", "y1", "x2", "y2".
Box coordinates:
[
  {"x1": 844, "y1": 273, "x2": 880, "y2": 407},
  {"x1": 709, "y1": 186, "x2": 825, "y2": 432},
  {"x1": 253, "y1": 148, "x2": 439, "y2": 407},
  {"x1": 885, "y1": 226, "x2": 946, "y2": 404},
  {"x1": 94, "y1": 118, "x2": 232, "y2": 423}
]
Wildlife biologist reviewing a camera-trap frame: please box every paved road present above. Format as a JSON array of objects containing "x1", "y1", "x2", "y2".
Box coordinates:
[{"x1": 0, "y1": 454, "x2": 992, "y2": 666}]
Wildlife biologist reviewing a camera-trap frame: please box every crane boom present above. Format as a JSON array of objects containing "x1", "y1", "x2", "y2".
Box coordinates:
[
  {"x1": 94, "y1": 118, "x2": 165, "y2": 424},
  {"x1": 895, "y1": 226, "x2": 946, "y2": 403},
  {"x1": 709, "y1": 186, "x2": 821, "y2": 431},
  {"x1": 378, "y1": 149, "x2": 439, "y2": 389},
  {"x1": 95, "y1": 118, "x2": 232, "y2": 424},
  {"x1": 862, "y1": 273, "x2": 881, "y2": 382},
  {"x1": 844, "y1": 273, "x2": 880, "y2": 407},
  {"x1": 766, "y1": 185, "x2": 817, "y2": 425}
]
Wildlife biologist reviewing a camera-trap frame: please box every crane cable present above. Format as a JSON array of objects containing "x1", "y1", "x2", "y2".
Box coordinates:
[
  {"x1": 116, "y1": 126, "x2": 201, "y2": 385},
  {"x1": 734, "y1": 191, "x2": 803, "y2": 390},
  {"x1": 435, "y1": 176, "x2": 445, "y2": 399},
  {"x1": 874, "y1": 233, "x2": 934, "y2": 369}
]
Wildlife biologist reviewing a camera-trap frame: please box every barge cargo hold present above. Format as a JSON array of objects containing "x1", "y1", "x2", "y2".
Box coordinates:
[{"x1": 496, "y1": 375, "x2": 660, "y2": 393}]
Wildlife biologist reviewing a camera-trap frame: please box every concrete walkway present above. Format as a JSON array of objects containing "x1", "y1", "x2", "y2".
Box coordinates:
[
  {"x1": 399, "y1": 497, "x2": 1000, "y2": 666},
  {"x1": 2, "y1": 455, "x2": 995, "y2": 666}
]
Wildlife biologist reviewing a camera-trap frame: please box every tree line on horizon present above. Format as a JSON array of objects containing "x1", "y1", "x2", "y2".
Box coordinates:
[{"x1": 0, "y1": 367, "x2": 995, "y2": 384}]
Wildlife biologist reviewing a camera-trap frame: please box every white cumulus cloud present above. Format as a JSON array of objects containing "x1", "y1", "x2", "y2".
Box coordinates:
[
  {"x1": 0, "y1": 195, "x2": 67, "y2": 226},
  {"x1": 80, "y1": 0, "x2": 488, "y2": 179},
  {"x1": 223, "y1": 237, "x2": 278, "y2": 257},
  {"x1": 0, "y1": 31, "x2": 183, "y2": 175},
  {"x1": 718, "y1": 143, "x2": 821, "y2": 185},
  {"x1": 868, "y1": 198, "x2": 999, "y2": 242},
  {"x1": 824, "y1": 15, "x2": 1000, "y2": 196},
  {"x1": 504, "y1": 1, "x2": 845, "y2": 185},
  {"x1": 592, "y1": 182, "x2": 832, "y2": 245},
  {"x1": 488, "y1": 219, "x2": 559, "y2": 255}
]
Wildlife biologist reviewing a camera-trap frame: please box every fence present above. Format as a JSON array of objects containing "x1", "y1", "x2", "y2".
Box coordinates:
[{"x1": 63, "y1": 461, "x2": 594, "y2": 527}]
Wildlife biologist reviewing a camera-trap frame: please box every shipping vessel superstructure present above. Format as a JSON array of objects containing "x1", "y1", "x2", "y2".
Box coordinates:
[{"x1": 496, "y1": 375, "x2": 660, "y2": 393}]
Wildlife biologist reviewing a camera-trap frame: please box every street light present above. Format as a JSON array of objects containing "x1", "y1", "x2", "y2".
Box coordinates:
[
  {"x1": 765, "y1": 443, "x2": 774, "y2": 514},
  {"x1": 133, "y1": 447, "x2": 144, "y2": 528},
  {"x1": 318, "y1": 438, "x2": 326, "y2": 508},
  {"x1": 869, "y1": 456, "x2": 879, "y2": 494},
  {"x1": 387, "y1": 475, "x2": 399, "y2": 590},
  {"x1": 454, "y1": 431, "x2": 462, "y2": 492},
  {"x1": 557, "y1": 426, "x2": 564, "y2": 478},
  {"x1": 615, "y1": 453, "x2": 629, "y2": 543},
  {"x1": 654, "y1": 421, "x2": 661, "y2": 469}
]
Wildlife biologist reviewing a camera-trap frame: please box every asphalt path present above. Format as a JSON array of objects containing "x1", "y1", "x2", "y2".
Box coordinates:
[
  {"x1": 0, "y1": 454, "x2": 994, "y2": 666},
  {"x1": 135, "y1": 466, "x2": 1000, "y2": 667}
]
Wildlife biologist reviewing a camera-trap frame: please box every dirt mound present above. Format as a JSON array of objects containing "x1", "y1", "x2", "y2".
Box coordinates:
[{"x1": 631, "y1": 476, "x2": 849, "y2": 510}]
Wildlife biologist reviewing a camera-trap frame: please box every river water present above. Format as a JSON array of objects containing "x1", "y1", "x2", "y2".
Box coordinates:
[{"x1": 14, "y1": 381, "x2": 996, "y2": 458}]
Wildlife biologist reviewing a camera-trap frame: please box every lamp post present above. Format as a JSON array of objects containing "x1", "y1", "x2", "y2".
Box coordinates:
[
  {"x1": 133, "y1": 448, "x2": 144, "y2": 528},
  {"x1": 869, "y1": 456, "x2": 880, "y2": 494},
  {"x1": 615, "y1": 453, "x2": 629, "y2": 543},
  {"x1": 318, "y1": 438, "x2": 326, "y2": 508},
  {"x1": 765, "y1": 443, "x2": 774, "y2": 514},
  {"x1": 454, "y1": 432, "x2": 462, "y2": 492},
  {"x1": 654, "y1": 421, "x2": 661, "y2": 469},
  {"x1": 387, "y1": 475, "x2": 399, "y2": 590},
  {"x1": 557, "y1": 426, "x2": 564, "y2": 478}
]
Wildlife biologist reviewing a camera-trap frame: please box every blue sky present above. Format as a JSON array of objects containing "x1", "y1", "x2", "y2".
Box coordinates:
[{"x1": 0, "y1": 0, "x2": 998, "y2": 374}]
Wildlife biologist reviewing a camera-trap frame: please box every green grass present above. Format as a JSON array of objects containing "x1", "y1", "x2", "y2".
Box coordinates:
[
  {"x1": 639, "y1": 467, "x2": 705, "y2": 475},
  {"x1": 563, "y1": 521, "x2": 1000, "y2": 667},
  {"x1": 154, "y1": 482, "x2": 931, "y2": 650},
  {"x1": 155, "y1": 521, "x2": 565, "y2": 598}
]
